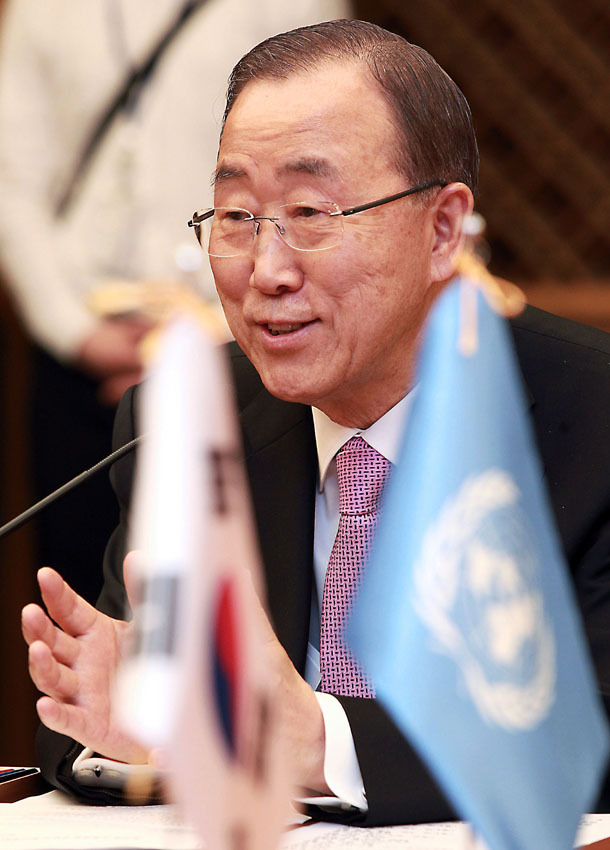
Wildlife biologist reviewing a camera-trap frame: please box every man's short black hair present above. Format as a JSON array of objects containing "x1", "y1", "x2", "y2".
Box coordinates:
[{"x1": 222, "y1": 19, "x2": 479, "y2": 196}]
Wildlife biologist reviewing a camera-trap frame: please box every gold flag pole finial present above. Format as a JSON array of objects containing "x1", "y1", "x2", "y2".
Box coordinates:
[{"x1": 455, "y1": 213, "x2": 526, "y2": 357}]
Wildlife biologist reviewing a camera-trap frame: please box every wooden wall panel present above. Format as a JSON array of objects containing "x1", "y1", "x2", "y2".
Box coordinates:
[{"x1": 354, "y1": 0, "x2": 610, "y2": 284}]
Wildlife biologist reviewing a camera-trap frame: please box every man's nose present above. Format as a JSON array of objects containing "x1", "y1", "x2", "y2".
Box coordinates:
[{"x1": 249, "y1": 219, "x2": 303, "y2": 295}]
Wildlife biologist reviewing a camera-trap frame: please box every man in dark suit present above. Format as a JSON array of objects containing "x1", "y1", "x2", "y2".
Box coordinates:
[{"x1": 23, "y1": 20, "x2": 610, "y2": 825}]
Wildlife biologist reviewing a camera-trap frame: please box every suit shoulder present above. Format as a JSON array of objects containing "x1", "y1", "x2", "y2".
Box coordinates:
[
  {"x1": 509, "y1": 306, "x2": 610, "y2": 417},
  {"x1": 510, "y1": 305, "x2": 610, "y2": 362}
]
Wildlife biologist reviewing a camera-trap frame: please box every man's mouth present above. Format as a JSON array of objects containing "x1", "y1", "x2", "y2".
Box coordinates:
[{"x1": 267, "y1": 322, "x2": 306, "y2": 336}]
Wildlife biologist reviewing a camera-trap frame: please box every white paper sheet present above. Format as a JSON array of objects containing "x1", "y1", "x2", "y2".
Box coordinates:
[
  {"x1": 578, "y1": 814, "x2": 610, "y2": 846},
  {"x1": 2, "y1": 792, "x2": 609, "y2": 850},
  {"x1": 0, "y1": 792, "x2": 201, "y2": 849},
  {"x1": 282, "y1": 820, "x2": 471, "y2": 849}
]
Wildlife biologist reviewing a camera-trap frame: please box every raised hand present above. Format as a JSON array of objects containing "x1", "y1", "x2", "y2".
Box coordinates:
[{"x1": 22, "y1": 566, "x2": 149, "y2": 764}]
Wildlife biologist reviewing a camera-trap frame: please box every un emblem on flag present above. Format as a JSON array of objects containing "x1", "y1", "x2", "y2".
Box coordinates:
[{"x1": 412, "y1": 469, "x2": 556, "y2": 730}]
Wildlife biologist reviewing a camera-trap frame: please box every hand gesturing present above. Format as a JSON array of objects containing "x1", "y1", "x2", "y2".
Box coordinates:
[{"x1": 22, "y1": 566, "x2": 149, "y2": 764}]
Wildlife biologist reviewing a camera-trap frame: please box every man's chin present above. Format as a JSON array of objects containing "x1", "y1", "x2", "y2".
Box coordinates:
[
  {"x1": 242, "y1": 343, "x2": 334, "y2": 407},
  {"x1": 257, "y1": 369, "x2": 324, "y2": 407}
]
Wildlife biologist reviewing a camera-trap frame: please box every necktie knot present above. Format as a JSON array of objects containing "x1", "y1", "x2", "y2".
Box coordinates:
[{"x1": 336, "y1": 436, "x2": 390, "y2": 516}]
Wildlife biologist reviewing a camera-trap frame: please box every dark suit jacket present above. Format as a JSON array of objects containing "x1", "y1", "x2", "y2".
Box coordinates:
[{"x1": 38, "y1": 305, "x2": 610, "y2": 824}]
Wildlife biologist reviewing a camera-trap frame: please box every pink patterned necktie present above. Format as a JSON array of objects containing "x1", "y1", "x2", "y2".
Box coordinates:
[{"x1": 319, "y1": 436, "x2": 390, "y2": 698}]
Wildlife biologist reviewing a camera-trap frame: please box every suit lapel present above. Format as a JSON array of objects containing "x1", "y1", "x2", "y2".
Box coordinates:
[{"x1": 238, "y1": 386, "x2": 317, "y2": 675}]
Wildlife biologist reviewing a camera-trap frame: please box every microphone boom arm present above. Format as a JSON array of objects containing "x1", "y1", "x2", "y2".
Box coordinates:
[{"x1": 0, "y1": 436, "x2": 142, "y2": 541}]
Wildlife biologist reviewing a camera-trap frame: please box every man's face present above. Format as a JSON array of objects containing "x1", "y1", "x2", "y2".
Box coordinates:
[{"x1": 212, "y1": 62, "x2": 440, "y2": 427}]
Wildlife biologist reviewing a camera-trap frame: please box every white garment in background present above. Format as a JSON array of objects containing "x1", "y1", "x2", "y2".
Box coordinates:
[{"x1": 0, "y1": 0, "x2": 350, "y2": 359}]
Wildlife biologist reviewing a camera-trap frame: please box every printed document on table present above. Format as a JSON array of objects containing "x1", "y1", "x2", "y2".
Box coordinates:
[
  {"x1": 0, "y1": 791, "x2": 200, "y2": 850},
  {"x1": 283, "y1": 816, "x2": 610, "y2": 849},
  {"x1": 1, "y1": 791, "x2": 610, "y2": 849}
]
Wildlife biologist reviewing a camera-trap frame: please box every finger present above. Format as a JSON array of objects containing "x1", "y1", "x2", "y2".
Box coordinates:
[
  {"x1": 36, "y1": 696, "x2": 90, "y2": 744},
  {"x1": 21, "y1": 604, "x2": 79, "y2": 666},
  {"x1": 37, "y1": 567, "x2": 98, "y2": 638},
  {"x1": 21, "y1": 603, "x2": 50, "y2": 646},
  {"x1": 123, "y1": 550, "x2": 144, "y2": 611},
  {"x1": 28, "y1": 640, "x2": 79, "y2": 701},
  {"x1": 37, "y1": 696, "x2": 150, "y2": 765}
]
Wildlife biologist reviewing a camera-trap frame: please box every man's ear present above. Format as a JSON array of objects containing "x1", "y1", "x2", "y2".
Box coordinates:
[{"x1": 429, "y1": 183, "x2": 474, "y2": 284}]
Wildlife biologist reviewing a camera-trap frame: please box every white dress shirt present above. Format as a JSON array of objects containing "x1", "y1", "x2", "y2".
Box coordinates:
[{"x1": 300, "y1": 391, "x2": 415, "y2": 811}]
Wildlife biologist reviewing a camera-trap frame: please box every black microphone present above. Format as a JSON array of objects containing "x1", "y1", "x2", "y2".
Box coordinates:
[{"x1": 0, "y1": 436, "x2": 142, "y2": 540}]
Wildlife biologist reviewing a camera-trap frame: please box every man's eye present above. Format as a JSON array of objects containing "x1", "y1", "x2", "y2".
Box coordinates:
[
  {"x1": 292, "y1": 205, "x2": 325, "y2": 219},
  {"x1": 224, "y1": 209, "x2": 251, "y2": 222}
]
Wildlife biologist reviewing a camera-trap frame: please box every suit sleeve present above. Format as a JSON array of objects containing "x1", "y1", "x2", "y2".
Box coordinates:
[
  {"x1": 569, "y1": 518, "x2": 610, "y2": 812},
  {"x1": 308, "y1": 696, "x2": 456, "y2": 827}
]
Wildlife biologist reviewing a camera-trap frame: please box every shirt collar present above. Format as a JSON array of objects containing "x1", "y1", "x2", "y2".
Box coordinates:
[{"x1": 312, "y1": 389, "x2": 416, "y2": 491}]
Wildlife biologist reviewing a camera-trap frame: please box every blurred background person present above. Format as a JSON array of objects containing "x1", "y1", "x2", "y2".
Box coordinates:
[{"x1": 0, "y1": 0, "x2": 350, "y2": 604}]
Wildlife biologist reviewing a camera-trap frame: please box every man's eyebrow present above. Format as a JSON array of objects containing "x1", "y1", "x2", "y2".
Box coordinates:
[
  {"x1": 278, "y1": 157, "x2": 339, "y2": 179},
  {"x1": 212, "y1": 166, "x2": 247, "y2": 186},
  {"x1": 212, "y1": 157, "x2": 340, "y2": 187}
]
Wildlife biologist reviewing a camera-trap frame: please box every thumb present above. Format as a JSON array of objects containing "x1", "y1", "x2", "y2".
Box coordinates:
[{"x1": 122, "y1": 550, "x2": 145, "y2": 614}]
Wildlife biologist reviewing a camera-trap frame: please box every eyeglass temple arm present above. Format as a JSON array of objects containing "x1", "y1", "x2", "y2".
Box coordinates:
[
  {"x1": 188, "y1": 209, "x2": 215, "y2": 228},
  {"x1": 187, "y1": 181, "x2": 448, "y2": 227},
  {"x1": 336, "y1": 180, "x2": 447, "y2": 217}
]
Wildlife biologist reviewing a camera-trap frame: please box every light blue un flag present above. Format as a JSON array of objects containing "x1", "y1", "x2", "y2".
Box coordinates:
[{"x1": 348, "y1": 278, "x2": 609, "y2": 850}]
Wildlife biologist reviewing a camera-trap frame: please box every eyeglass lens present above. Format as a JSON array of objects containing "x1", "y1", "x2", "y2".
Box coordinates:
[{"x1": 203, "y1": 203, "x2": 343, "y2": 257}]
